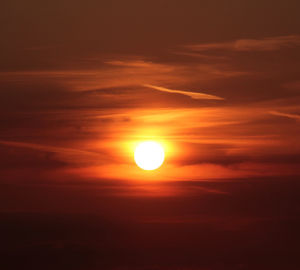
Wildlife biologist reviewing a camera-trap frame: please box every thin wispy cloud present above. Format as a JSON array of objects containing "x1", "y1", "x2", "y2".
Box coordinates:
[
  {"x1": 105, "y1": 60, "x2": 155, "y2": 68},
  {"x1": 269, "y1": 110, "x2": 300, "y2": 121},
  {"x1": 185, "y1": 35, "x2": 300, "y2": 52},
  {"x1": 0, "y1": 140, "x2": 108, "y2": 165},
  {"x1": 143, "y1": 84, "x2": 224, "y2": 100}
]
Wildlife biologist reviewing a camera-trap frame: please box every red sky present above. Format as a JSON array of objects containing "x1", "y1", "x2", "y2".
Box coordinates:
[{"x1": 1, "y1": 1, "x2": 300, "y2": 269}]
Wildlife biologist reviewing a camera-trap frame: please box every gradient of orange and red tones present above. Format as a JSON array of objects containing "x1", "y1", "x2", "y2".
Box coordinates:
[{"x1": 1, "y1": 1, "x2": 300, "y2": 269}]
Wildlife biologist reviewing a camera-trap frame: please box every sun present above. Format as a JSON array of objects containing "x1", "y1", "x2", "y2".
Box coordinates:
[{"x1": 134, "y1": 141, "x2": 165, "y2": 170}]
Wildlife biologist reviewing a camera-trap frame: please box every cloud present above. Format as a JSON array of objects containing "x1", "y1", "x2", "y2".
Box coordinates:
[
  {"x1": 0, "y1": 140, "x2": 109, "y2": 165},
  {"x1": 0, "y1": 60, "x2": 186, "y2": 92},
  {"x1": 185, "y1": 35, "x2": 300, "y2": 52},
  {"x1": 269, "y1": 110, "x2": 300, "y2": 121},
  {"x1": 105, "y1": 60, "x2": 155, "y2": 68},
  {"x1": 282, "y1": 80, "x2": 300, "y2": 90},
  {"x1": 143, "y1": 84, "x2": 224, "y2": 100},
  {"x1": 0, "y1": 140, "x2": 96, "y2": 155}
]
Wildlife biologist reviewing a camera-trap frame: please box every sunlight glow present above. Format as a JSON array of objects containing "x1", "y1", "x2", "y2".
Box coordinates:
[{"x1": 134, "y1": 141, "x2": 165, "y2": 170}]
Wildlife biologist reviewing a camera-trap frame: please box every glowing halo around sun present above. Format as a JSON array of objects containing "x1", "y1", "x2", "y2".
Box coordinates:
[{"x1": 134, "y1": 141, "x2": 165, "y2": 170}]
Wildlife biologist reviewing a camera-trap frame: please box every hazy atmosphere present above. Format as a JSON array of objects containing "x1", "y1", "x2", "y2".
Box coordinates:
[{"x1": 1, "y1": 1, "x2": 300, "y2": 269}]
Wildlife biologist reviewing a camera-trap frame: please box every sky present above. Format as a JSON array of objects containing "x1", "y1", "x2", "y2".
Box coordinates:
[{"x1": 1, "y1": 1, "x2": 300, "y2": 269}]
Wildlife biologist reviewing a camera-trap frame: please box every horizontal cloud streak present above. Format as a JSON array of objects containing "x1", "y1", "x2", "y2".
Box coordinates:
[
  {"x1": 143, "y1": 84, "x2": 224, "y2": 100},
  {"x1": 185, "y1": 35, "x2": 300, "y2": 52},
  {"x1": 269, "y1": 110, "x2": 300, "y2": 121},
  {"x1": 0, "y1": 140, "x2": 108, "y2": 165}
]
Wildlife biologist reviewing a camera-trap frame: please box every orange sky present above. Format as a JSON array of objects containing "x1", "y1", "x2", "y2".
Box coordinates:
[
  {"x1": 1, "y1": 1, "x2": 300, "y2": 269},
  {"x1": 1, "y1": 47, "x2": 300, "y2": 184}
]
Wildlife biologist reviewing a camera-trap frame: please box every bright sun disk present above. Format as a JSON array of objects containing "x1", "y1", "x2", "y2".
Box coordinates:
[{"x1": 134, "y1": 141, "x2": 165, "y2": 170}]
